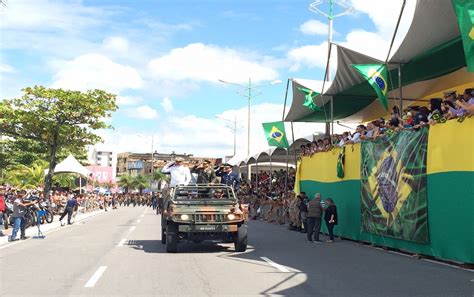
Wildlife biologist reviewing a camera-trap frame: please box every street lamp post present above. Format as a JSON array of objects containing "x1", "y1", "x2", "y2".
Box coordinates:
[
  {"x1": 218, "y1": 78, "x2": 282, "y2": 156},
  {"x1": 309, "y1": 0, "x2": 352, "y2": 136},
  {"x1": 216, "y1": 114, "x2": 242, "y2": 157}
]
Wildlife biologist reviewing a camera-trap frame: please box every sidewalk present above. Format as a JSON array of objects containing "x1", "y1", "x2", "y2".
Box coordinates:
[{"x1": 0, "y1": 209, "x2": 107, "y2": 247}]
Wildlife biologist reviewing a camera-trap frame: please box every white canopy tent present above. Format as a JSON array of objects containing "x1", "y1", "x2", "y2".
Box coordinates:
[
  {"x1": 46, "y1": 155, "x2": 91, "y2": 193},
  {"x1": 52, "y1": 155, "x2": 90, "y2": 177}
]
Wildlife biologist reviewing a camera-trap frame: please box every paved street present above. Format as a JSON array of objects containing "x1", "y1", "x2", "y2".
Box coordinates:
[{"x1": 1, "y1": 206, "x2": 472, "y2": 297}]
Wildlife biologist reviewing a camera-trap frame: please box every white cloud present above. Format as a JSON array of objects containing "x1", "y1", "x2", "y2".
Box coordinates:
[
  {"x1": 148, "y1": 43, "x2": 279, "y2": 83},
  {"x1": 161, "y1": 97, "x2": 173, "y2": 113},
  {"x1": 51, "y1": 53, "x2": 143, "y2": 93},
  {"x1": 0, "y1": 0, "x2": 105, "y2": 31},
  {"x1": 99, "y1": 102, "x2": 354, "y2": 157},
  {"x1": 102, "y1": 36, "x2": 129, "y2": 56},
  {"x1": 287, "y1": 0, "x2": 416, "y2": 71},
  {"x1": 0, "y1": 63, "x2": 15, "y2": 73},
  {"x1": 300, "y1": 20, "x2": 329, "y2": 36},
  {"x1": 116, "y1": 95, "x2": 141, "y2": 106},
  {"x1": 126, "y1": 105, "x2": 159, "y2": 120}
]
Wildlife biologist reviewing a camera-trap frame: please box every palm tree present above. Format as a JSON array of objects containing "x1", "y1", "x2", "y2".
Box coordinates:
[
  {"x1": 5, "y1": 160, "x2": 47, "y2": 189},
  {"x1": 53, "y1": 173, "x2": 76, "y2": 189},
  {"x1": 117, "y1": 174, "x2": 134, "y2": 193},
  {"x1": 152, "y1": 170, "x2": 169, "y2": 183},
  {"x1": 132, "y1": 175, "x2": 150, "y2": 194}
]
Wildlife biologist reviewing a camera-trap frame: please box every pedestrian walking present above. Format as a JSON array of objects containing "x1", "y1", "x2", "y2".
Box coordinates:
[
  {"x1": 324, "y1": 198, "x2": 338, "y2": 243},
  {"x1": 59, "y1": 193, "x2": 77, "y2": 226},
  {"x1": 307, "y1": 193, "x2": 323, "y2": 242}
]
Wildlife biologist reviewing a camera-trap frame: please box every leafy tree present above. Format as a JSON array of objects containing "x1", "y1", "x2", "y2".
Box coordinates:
[
  {"x1": 53, "y1": 173, "x2": 77, "y2": 189},
  {"x1": 117, "y1": 174, "x2": 134, "y2": 193},
  {"x1": 132, "y1": 175, "x2": 150, "y2": 194},
  {"x1": 0, "y1": 86, "x2": 117, "y2": 198},
  {"x1": 152, "y1": 170, "x2": 170, "y2": 182},
  {"x1": 4, "y1": 160, "x2": 48, "y2": 190}
]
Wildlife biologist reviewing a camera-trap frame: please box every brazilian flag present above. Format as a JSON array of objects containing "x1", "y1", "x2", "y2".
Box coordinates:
[
  {"x1": 452, "y1": 0, "x2": 474, "y2": 72},
  {"x1": 336, "y1": 146, "x2": 345, "y2": 179},
  {"x1": 262, "y1": 121, "x2": 289, "y2": 148},
  {"x1": 360, "y1": 128, "x2": 429, "y2": 243},
  {"x1": 352, "y1": 64, "x2": 389, "y2": 111},
  {"x1": 297, "y1": 87, "x2": 321, "y2": 111}
]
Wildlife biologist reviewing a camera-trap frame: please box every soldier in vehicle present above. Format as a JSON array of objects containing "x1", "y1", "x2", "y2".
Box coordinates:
[
  {"x1": 216, "y1": 163, "x2": 240, "y2": 191},
  {"x1": 191, "y1": 160, "x2": 217, "y2": 184},
  {"x1": 212, "y1": 189, "x2": 225, "y2": 199},
  {"x1": 161, "y1": 157, "x2": 192, "y2": 188}
]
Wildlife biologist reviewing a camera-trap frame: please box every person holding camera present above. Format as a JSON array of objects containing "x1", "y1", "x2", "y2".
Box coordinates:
[
  {"x1": 9, "y1": 191, "x2": 37, "y2": 241},
  {"x1": 161, "y1": 157, "x2": 192, "y2": 188}
]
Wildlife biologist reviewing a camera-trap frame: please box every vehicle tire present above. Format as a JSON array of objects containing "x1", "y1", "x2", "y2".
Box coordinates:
[
  {"x1": 24, "y1": 213, "x2": 33, "y2": 228},
  {"x1": 166, "y1": 222, "x2": 178, "y2": 253},
  {"x1": 45, "y1": 211, "x2": 54, "y2": 224},
  {"x1": 234, "y1": 225, "x2": 248, "y2": 252}
]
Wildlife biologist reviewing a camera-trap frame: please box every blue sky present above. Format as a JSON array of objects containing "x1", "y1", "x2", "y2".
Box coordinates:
[{"x1": 0, "y1": 0, "x2": 415, "y2": 157}]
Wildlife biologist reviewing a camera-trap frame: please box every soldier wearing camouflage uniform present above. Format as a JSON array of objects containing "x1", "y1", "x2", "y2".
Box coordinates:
[{"x1": 191, "y1": 160, "x2": 217, "y2": 184}]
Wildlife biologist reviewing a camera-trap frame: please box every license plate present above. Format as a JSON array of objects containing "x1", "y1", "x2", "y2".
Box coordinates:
[{"x1": 197, "y1": 225, "x2": 216, "y2": 231}]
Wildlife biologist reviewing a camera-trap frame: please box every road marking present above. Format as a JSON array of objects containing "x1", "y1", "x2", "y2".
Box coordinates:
[
  {"x1": 137, "y1": 219, "x2": 141, "y2": 223},
  {"x1": 260, "y1": 257, "x2": 290, "y2": 272},
  {"x1": 140, "y1": 214, "x2": 144, "y2": 218},
  {"x1": 84, "y1": 266, "x2": 107, "y2": 288},
  {"x1": 117, "y1": 238, "x2": 127, "y2": 247},
  {"x1": 129, "y1": 226, "x2": 136, "y2": 232}
]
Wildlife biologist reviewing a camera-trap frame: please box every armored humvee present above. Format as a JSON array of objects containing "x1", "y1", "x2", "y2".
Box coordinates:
[{"x1": 160, "y1": 184, "x2": 247, "y2": 253}]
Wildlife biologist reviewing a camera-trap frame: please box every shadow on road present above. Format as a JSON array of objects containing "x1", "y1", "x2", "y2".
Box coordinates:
[{"x1": 126, "y1": 239, "x2": 232, "y2": 254}]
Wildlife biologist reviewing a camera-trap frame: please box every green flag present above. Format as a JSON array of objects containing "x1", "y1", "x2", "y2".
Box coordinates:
[
  {"x1": 297, "y1": 87, "x2": 321, "y2": 111},
  {"x1": 352, "y1": 64, "x2": 389, "y2": 111},
  {"x1": 262, "y1": 121, "x2": 289, "y2": 148},
  {"x1": 336, "y1": 146, "x2": 345, "y2": 179},
  {"x1": 452, "y1": 0, "x2": 474, "y2": 72}
]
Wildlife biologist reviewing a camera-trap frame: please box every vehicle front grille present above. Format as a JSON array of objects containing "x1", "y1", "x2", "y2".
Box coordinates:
[{"x1": 192, "y1": 214, "x2": 225, "y2": 222}]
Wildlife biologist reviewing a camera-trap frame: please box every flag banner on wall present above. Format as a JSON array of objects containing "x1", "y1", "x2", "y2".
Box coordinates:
[{"x1": 360, "y1": 128, "x2": 429, "y2": 243}]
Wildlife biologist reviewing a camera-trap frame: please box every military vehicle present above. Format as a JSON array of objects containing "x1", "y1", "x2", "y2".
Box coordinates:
[{"x1": 161, "y1": 184, "x2": 247, "y2": 253}]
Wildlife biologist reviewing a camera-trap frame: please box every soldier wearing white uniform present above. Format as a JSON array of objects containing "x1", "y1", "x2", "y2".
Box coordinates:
[{"x1": 161, "y1": 157, "x2": 192, "y2": 188}]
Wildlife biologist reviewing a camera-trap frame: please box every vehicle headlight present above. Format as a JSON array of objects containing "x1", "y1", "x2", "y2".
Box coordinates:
[
  {"x1": 180, "y1": 214, "x2": 190, "y2": 220},
  {"x1": 227, "y1": 213, "x2": 236, "y2": 220}
]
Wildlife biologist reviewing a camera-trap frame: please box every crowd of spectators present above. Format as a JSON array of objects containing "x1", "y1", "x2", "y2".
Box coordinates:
[
  {"x1": 300, "y1": 88, "x2": 474, "y2": 157},
  {"x1": 0, "y1": 185, "x2": 154, "y2": 240}
]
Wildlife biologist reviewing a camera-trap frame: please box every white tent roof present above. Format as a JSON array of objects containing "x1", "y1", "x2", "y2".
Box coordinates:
[{"x1": 53, "y1": 154, "x2": 90, "y2": 177}]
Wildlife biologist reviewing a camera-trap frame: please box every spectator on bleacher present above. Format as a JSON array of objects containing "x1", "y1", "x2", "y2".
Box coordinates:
[
  {"x1": 347, "y1": 125, "x2": 365, "y2": 144},
  {"x1": 414, "y1": 107, "x2": 429, "y2": 128},
  {"x1": 403, "y1": 112, "x2": 414, "y2": 129}
]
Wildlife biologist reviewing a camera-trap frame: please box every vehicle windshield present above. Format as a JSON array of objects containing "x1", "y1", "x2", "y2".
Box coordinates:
[{"x1": 174, "y1": 186, "x2": 235, "y2": 200}]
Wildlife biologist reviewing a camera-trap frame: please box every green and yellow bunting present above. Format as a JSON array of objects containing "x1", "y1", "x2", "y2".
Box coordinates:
[
  {"x1": 352, "y1": 64, "x2": 389, "y2": 111},
  {"x1": 262, "y1": 121, "x2": 289, "y2": 148},
  {"x1": 452, "y1": 0, "x2": 474, "y2": 72},
  {"x1": 297, "y1": 87, "x2": 321, "y2": 111}
]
